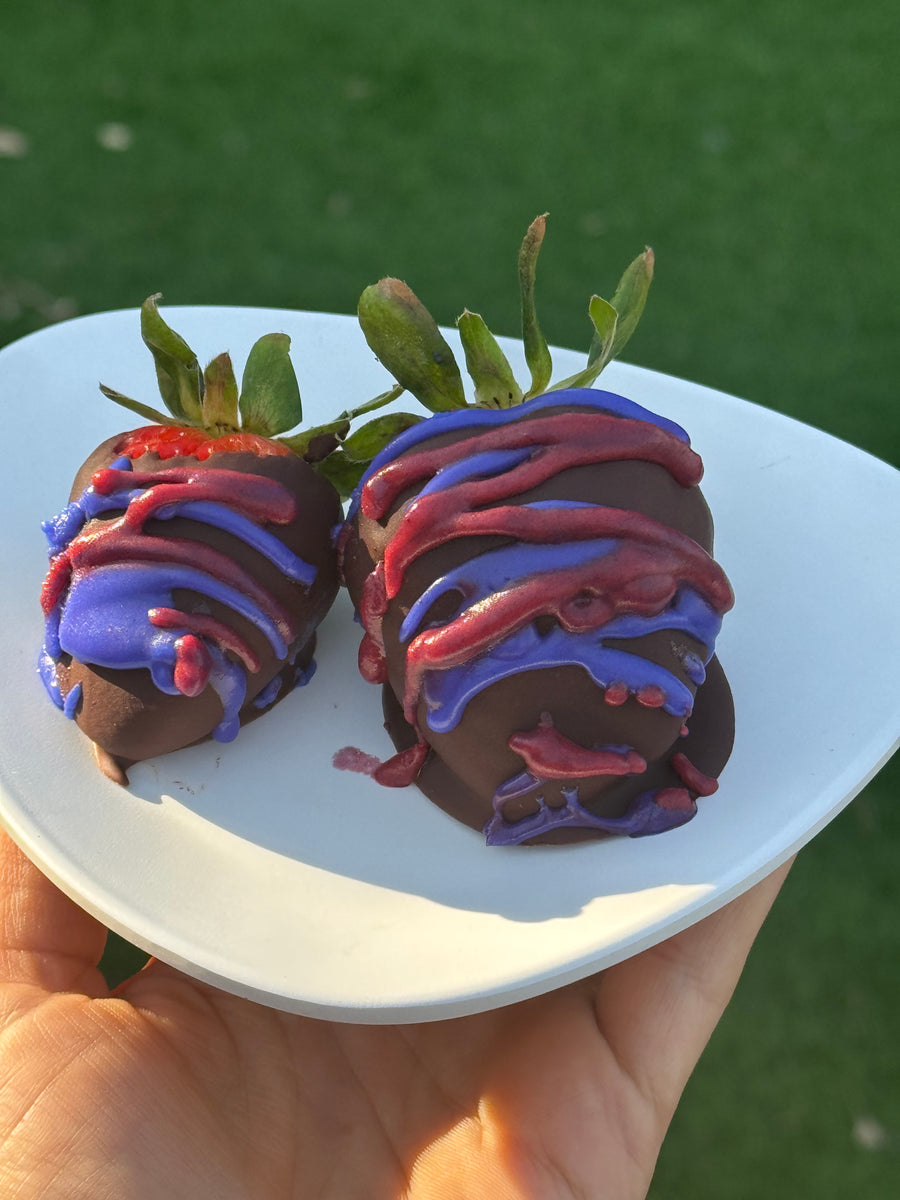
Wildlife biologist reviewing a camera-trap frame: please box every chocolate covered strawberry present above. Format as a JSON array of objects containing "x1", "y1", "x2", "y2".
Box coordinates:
[
  {"x1": 340, "y1": 218, "x2": 735, "y2": 845},
  {"x1": 39, "y1": 296, "x2": 418, "y2": 783}
]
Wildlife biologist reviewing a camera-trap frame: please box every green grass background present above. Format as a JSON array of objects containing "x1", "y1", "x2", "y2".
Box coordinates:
[{"x1": 2, "y1": 0, "x2": 897, "y2": 1194}]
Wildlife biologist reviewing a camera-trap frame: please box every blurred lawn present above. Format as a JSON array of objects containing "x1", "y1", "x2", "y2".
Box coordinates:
[{"x1": 3, "y1": 0, "x2": 898, "y2": 1194}]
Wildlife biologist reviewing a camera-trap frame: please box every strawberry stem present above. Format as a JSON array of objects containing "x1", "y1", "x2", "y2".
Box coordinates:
[{"x1": 279, "y1": 382, "x2": 404, "y2": 458}]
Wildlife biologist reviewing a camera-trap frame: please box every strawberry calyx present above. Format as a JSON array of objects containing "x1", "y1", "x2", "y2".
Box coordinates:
[
  {"x1": 356, "y1": 215, "x2": 655, "y2": 414},
  {"x1": 98, "y1": 294, "x2": 425, "y2": 495}
]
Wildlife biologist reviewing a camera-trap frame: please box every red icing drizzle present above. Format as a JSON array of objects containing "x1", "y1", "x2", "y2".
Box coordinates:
[
  {"x1": 149, "y1": 607, "x2": 261, "y2": 673},
  {"x1": 361, "y1": 412, "x2": 702, "y2": 521},
  {"x1": 357, "y1": 561, "x2": 390, "y2": 682},
  {"x1": 358, "y1": 632, "x2": 388, "y2": 683},
  {"x1": 372, "y1": 739, "x2": 430, "y2": 787},
  {"x1": 671, "y1": 751, "x2": 719, "y2": 796},
  {"x1": 507, "y1": 724, "x2": 647, "y2": 779},
  {"x1": 94, "y1": 466, "x2": 298, "y2": 525},
  {"x1": 171, "y1": 633, "x2": 213, "y2": 697},
  {"x1": 383, "y1": 497, "x2": 730, "y2": 605},
  {"x1": 635, "y1": 684, "x2": 667, "y2": 708},
  {"x1": 332, "y1": 743, "x2": 428, "y2": 786},
  {"x1": 359, "y1": 561, "x2": 388, "y2": 644},
  {"x1": 332, "y1": 746, "x2": 383, "y2": 776},
  {"x1": 656, "y1": 787, "x2": 696, "y2": 812}
]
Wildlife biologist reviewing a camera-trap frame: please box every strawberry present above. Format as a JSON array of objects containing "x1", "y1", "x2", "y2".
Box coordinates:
[
  {"x1": 340, "y1": 218, "x2": 735, "y2": 845},
  {"x1": 112, "y1": 425, "x2": 295, "y2": 460},
  {"x1": 39, "y1": 295, "x2": 421, "y2": 784}
]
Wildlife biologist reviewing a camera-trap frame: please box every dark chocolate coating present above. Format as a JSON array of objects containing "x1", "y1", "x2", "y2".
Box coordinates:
[
  {"x1": 54, "y1": 436, "x2": 342, "y2": 781},
  {"x1": 342, "y1": 405, "x2": 734, "y2": 843}
]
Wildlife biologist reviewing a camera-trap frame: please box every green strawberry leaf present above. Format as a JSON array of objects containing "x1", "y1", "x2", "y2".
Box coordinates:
[
  {"x1": 99, "y1": 382, "x2": 175, "y2": 426},
  {"x1": 518, "y1": 214, "x2": 553, "y2": 400},
  {"x1": 238, "y1": 333, "x2": 303, "y2": 436},
  {"x1": 586, "y1": 295, "x2": 619, "y2": 369},
  {"x1": 358, "y1": 278, "x2": 467, "y2": 412},
  {"x1": 608, "y1": 246, "x2": 654, "y2": 361},
  {"x1": 551, "y1": 295, "x2": 618, "y2": 391},
  {"x1": 140, "y1": 294, "x2": 204, "y2": 423},
  {"x1": 457, "y1": 310, "x2": 523, "y2": 409},
  {"x1": 314, "y1": 447, "x2": 369, "y2": 499},
  {"x1": 202, "y1": 352, "x2": 239, "y2": 430},
  {"x1": 549, "y1": 248, "x2": 653, "y2": 391},
  {"x1": 341, "y1": 411, "x2": 425, "y2": 462}
]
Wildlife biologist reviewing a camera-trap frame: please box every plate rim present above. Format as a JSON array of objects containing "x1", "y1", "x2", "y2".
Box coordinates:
[{"x1": 1, "y1": 305, "x2": 898, "y2": 1022}]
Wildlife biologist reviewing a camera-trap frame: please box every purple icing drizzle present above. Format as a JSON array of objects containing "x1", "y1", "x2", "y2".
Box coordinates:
[
  {"x1": 251, "y1": 674, "x2": 283, "y2": 710},
  {"x1": 484, "y1": 784, "x2": 698, "y2": 846},
  {"x1": 63, "y1": 682, "x2": 82, "y2": 719},
  {"x1": 293, "y1": 659, "x2": 316, "y2": 687},
  {"x1": 202, "y1": 644, "x2": 246, "y2": 742}
]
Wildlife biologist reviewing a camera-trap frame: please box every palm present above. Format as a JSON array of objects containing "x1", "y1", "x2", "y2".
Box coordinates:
[{"x1": 0, "y1": 833, "x2": 789, "y2": 1200}]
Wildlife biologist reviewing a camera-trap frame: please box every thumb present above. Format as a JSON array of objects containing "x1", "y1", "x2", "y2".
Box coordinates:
[
  {"x1": 593, "y1": 858, "x2": 793, "y2": 1127},
  {"x1": 0, "y1": 829, "x2": 109, "y2": 997}
]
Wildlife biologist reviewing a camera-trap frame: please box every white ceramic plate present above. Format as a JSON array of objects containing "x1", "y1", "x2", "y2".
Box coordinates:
[{"x1": 1, "y1": 307, "x2": 898, "y2": 1023}]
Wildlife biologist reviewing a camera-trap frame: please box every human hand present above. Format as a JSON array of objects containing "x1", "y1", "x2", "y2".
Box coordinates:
[{"x1": 0, "y1": 829, "x2": 790, "y2": 1200}]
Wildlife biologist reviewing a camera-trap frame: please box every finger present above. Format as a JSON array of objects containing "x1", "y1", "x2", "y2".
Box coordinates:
[
  {"x1": 0, "y1": 830, "x2": 109, "y2": 996},
  {"x1": 592, "y1": 858, "x2": 793, "y2": 1124}
]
